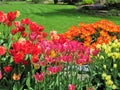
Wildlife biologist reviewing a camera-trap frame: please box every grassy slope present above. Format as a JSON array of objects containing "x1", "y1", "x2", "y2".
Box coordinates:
[{"x1": 0, "y1": 2, "x2": 120, "y2": 35}]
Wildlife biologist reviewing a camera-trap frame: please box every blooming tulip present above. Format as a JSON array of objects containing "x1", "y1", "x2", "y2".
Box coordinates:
[
  {"x1": 3, "y1": 66, "x2": 12, "y2": 73},
  {"x1": 12, "y1": 73, "x2": 21, "y2": 81},
  {"x1": 0, "y1": 70, "x2": 2, "y2": 79},
  {"x1": 34, "y1": 72, "x2": 44, "y2": 82},
  {"x1": 105, "y1": 75, "x2": 111, "y2": 81},
  {"x1": 68, "y1": 84, "x2": 76, "y2": 90},
  {"x1": 106, "y1": 80, "x2": 113, "y2": 86},
  {"x1": 112, "y1": 84, "x2": 117, "y2": 90},
  {"x1": 0, "y1": 46, "x2": 6, "y2": 55},
  {"x1": 113, "y1": 64, "x2": 117, "y2": 69},
  {"x1": 102, "y1": 73, "x2": 107, "y2": 79}
]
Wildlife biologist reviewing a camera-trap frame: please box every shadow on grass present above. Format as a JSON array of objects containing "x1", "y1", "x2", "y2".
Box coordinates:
[
  {"x1": 33, "y1": 7, "x2": 120, "y2": 20},
  {"x1": 34, "y1": 8, "x2": 80, "y2": 17}
]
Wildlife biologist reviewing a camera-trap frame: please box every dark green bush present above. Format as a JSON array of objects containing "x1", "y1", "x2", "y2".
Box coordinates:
[
  {"x1": 106, "y1": 0, "x2": 120, "y2": 9},
  {"x1": 106, "y1": 0, "x2": 120, "y2": 4}
]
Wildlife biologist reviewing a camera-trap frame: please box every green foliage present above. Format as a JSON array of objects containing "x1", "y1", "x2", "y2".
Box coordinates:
[
  {"x1": 106, "y1": 0, "x2": 120, "y2": 4},
  {"x1": 90, "y1": 40, "x2": 120, "y2": 89},
  {"x1": 32, "y1": 0, "x2": 40, "y2": 3},
  {"x1": 82, "y1": 0, "x2": 94, "y2": 4},
  {"x1": 106, "y1": 0, "x2": 120, "y2": 10}
]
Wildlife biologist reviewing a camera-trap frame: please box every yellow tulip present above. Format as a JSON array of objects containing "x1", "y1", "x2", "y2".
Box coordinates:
[
  {"x1": 102, "y1": 73, "x2": 107, "y2": 79},
  {"x1": 114, "y1": 39, "x2": 118, "y2": 44},
  {"x1": 103, "y1": 65, "x2": 106, "y2": 69},
  {"x1": 105, "y1": 75, "x2": 111, "y2": 81},
  {"x1": 102, "y1": 43, "x2": 107, "y2": 49},
  {"x1": 107, "y1": 53, "x2": 112, "y2": 57},
  {"x1": 96, "y1": 44, "x2": 101, "y2": 49},
  {"x1": 113, "y1": 64, "x2": 117, "y2": 69},
  {"x1": 16, "y1": 10, "x2": 20, "y2": 17},
  {"x1": 33, "y1": 63, "x2": 40, "y2": 69},
  {"x1": 112, "y1": 43, "x2": 117, "y2": 48},
  {"x1": 100, "y1": 55, "x2": 104, "y2": 60},
  {"x1": 117, "y1": 43, "x2": 120, "y2": 48},
  {"x1": 112, "y1": 84, "x2": 117, "y2": 90},
  {"x1": 115, "y1": 48, "x2": 119, "y2": 52},
  {"x1": 106, "y1": 80, "x2": 113, "y2": 86},
  {"x1": 50, "y1": 50, "x2": 56, "y2": 58}
]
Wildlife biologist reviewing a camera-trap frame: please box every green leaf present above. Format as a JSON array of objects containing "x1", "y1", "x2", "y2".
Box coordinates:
[
  {"x1": 56, "y1": 74, "x2": 59, "y2": 86},
  {"x1": 1, "y1": 57, "x2": 6, "y2": 61},
  {"x1": 0, "y1": 39, "x2": 4, "y2": 45},
  {"x1": 26, "y1": 77, "x2": 30, "y2": 87},
  {"x1": 10, "y1": 57, "x2": 13, "y2": 63},
  {"x1": 118, "y1": 73, "x2": 120, "y2": 77},
  {"x1": 0, "y1": 85, "x2": 8, "y2": 90},
  {"x1": 13, "y1": 82, "x2": 20, "y2": 90},
  {"x1": 26, "y1": 72, "x2": 32, "y2": 89}
]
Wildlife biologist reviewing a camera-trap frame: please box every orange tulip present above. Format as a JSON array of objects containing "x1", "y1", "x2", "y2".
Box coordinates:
[
  {"x1": 61, "y1": 19, "x2": 120, "y2": 49},
  {"x1": 12, "y1": 73, "x2": 21, "y2": 81}
]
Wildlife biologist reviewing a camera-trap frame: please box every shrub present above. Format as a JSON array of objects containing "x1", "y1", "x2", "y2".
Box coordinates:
[
  {"x1": 82, "y1": 0, "x2": 94, "y2": 4},
  {"x1": 106, "y1": 0, "x2": 120, "y2": 9}
]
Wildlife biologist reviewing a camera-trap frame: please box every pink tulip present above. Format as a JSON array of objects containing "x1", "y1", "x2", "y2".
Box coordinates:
[
  {"x1": 68, "y1": 84, "x2": 76, "y2": 90},
  {"x1": 0, "y1": 70, "x2": 2, "y2": 79},
  {"x1": 47, "y1": 66, "x2": 62, "y2": 75},
  {"x1": 29, "y1": 32, "x2": 37, "y2": 41},
  {"x1": 92, "y1": 49, "x2": 100, "y2": 56},
  {"x1": 34, "y1": 72, "x2": 44, "y2": 82}
]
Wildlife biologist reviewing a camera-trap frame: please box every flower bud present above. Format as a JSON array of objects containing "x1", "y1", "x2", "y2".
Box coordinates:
[
  {"x1": 102, "y1": 73, "x2": 107, "y2": 79},
  {"x1": 113, "y1": 64, "x2": 117, "y2": 69},
  {"x1": 100, "y1": 55, "x2": 104, "y2": 59},
  {"x1": 16, "y1": 10, "x2": 20, "y2": 17},
  {"x1": 103, "y1": 65, "x2": 106, "y2": 69},
  {"x1": 105, "y1": 75, "x2": 111, "y2": 81},
  {"x1": 106, "y1": 80, "x2": 113, "y2": 86},
  {"x1": 112, "y1": 84, "x2": 117, "y2": 90}
]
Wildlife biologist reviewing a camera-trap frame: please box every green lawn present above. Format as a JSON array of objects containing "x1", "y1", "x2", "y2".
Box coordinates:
[{"x1": 0, "y1": 1, "x2": 120, "y2": 35}]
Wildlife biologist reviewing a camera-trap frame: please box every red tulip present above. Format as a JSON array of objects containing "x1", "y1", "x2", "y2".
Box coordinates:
[
  {"x1": 4, "y1": 66, "x2": 12, "y2": 73},
  {"x1": 0, "y1": 46, "x2": 6, "y2": 55}
]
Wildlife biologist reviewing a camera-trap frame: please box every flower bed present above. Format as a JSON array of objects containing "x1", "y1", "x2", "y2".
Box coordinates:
[
  {"x1": 61, "y1": 20, "x2": 120, "y2": 48},
  {"x1": 90, "y1": 40, "x2": 120, "y2": 89},
  {"x1": 0, "y1": 10, "x2": 120, "y2": 90}
]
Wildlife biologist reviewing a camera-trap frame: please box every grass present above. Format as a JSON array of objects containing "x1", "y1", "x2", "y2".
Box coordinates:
[{"x1": 0, "y1": 1, "x2": 120, "y2": 36}]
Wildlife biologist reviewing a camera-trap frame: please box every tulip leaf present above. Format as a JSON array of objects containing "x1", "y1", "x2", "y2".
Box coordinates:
[
  {"x1": 118, "y1": 73, "x2": 120, "y2": 77},
  {"x1": 26, "y1": 77, "x2": 31, "y2": 87},
  {"x1": 13, "y1": 82, "x2": 20, "y2": 90},
  {"x1": 0, "y1": 39, "x2": 4, "y2": 45},
  {"x1": 26, "y1": 72, "x2": 32, "y2": 89}
]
